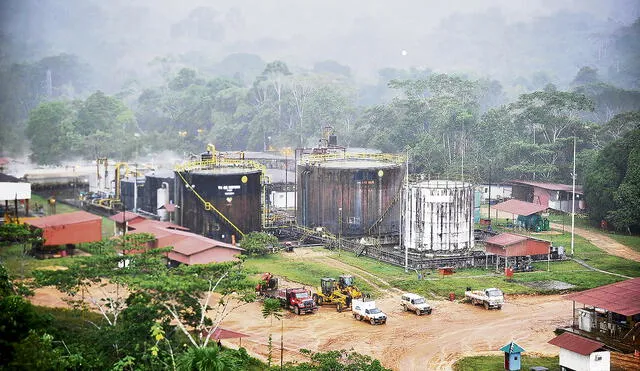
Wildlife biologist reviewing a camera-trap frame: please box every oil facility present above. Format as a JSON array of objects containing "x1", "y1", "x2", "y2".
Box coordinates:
[
  {"x1": 296, "y1": 151, "x2": 405, "y2": 237},
  {"x1": 403, "y1": 180, "x2": 475, "y2": 254},
  {"x1": 173, "y1": 145, "x2": 266, "y2": 243}
]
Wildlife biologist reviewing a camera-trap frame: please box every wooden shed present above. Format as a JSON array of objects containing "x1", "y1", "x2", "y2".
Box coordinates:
[{"x1": 25, "y1": 211, "x2": 102, "y2": 246}]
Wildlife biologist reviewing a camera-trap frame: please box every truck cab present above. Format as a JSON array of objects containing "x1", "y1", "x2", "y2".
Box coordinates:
[
  {"x1": 285, "y1": 288, "x2": 317, "y2": 315},
  {"x1": 401, "y1": 293, "x2": 432, "y2": 315}
]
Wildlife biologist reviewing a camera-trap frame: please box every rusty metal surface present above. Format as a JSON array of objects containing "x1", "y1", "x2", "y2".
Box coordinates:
[
  {"x1": 296, "y1": 160, "x2": 404, "y2": 237},
  {"x1": 175, "y1": 169, "x2": 262, "y2": 242},
  {"x1": 564, "y1": 277, "x2": 640, "y2": 316}
]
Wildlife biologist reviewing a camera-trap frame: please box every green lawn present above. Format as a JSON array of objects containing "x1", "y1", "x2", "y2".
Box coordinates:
[
  {"x1": 243, "y1": 254, "x2": 381, "y2": 296},
  {"x1": 453, "y1": 355, "x2": 559, "y2": 371},
  {"x1": 0, "y1": 243, "x2": 79, "y2": 278},
  {"x1": 608, "y1": 233, "x2": 640, "y2": 254}
]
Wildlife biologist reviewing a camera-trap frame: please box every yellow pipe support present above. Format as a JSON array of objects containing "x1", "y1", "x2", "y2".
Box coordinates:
[{"x1": 175, "y1": 170, "x2": 245, "y2": 237}]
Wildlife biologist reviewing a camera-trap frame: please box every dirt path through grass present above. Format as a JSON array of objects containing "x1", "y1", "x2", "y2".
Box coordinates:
[
  {"x1": 550, "y1": 223, "x2": 640, "y2": 263},
  {"x1": 286, "y1": 248, "x2": 402, "y2": 296}
]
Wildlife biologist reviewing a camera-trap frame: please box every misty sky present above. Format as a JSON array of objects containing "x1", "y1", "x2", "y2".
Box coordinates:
[{"x1": 2, "y1": 0, "x2": 639, "y2": 85}]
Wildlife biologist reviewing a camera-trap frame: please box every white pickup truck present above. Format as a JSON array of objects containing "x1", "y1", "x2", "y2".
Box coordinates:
[
  {"x1": 401, "y1": 293, "x2": 432, "y2": 315},
  {"x1": 352, "y1": 299, "x2": 387, "y2": 325},
  {"x1": 465, "y1": 288, "x2": 504, "y2": 310}
]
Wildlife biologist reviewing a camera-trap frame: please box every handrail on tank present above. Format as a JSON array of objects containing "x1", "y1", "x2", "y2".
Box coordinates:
[
  {"x1": 174, "y1": 158, "x2": 266, "y2": 174},
  {"x1": 298, "y1": 152, "x2": 405, "y2": 164},
  {"x1": 174, "y1": 170, "x2": 246, "y2": 238}
]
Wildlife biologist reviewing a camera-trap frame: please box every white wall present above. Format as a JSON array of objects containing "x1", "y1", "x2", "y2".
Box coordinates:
[
  {"x1": 270, "y1": 191, "x2": 295, "y2": 209},
  {"x1": 0, "y1": 182, "x2": 31, "y2": 201},
  {"x1": 559, "y1": 349, "x2": 610, "y2": 371}
]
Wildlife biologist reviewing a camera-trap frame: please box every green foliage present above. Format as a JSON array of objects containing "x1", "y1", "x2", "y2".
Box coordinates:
[
  {"x1": 585, "y1": 127, "x2": 640, "y2": 232},
  {"x1": 285, "y1": 349, "x2": 391, "y2": 371},
  {"x1": 176, "y1": 346, "x2": 238, "y2": 371},
  {"x1": 0, "y1": 295, "x2": 51, "y2": 365},
  {"x1": 0, "y1": 223, "x2": 40, "y2": 245},
  {"x1": 10, "y1": 331, "x2": 85, "y2": 370},
  {"x1": 240, "y1": 232, "x2": 279, "y2": 256}
]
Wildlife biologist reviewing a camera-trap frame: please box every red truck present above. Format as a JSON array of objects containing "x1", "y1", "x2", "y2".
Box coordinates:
[{"x1": 257, "y1": 273, "x2": 317, "y2": 315}]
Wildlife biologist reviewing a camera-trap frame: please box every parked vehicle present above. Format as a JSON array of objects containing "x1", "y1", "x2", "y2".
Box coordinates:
[
  {"x1": 257, "y1": 273, "x2": 317, "y2": 315},
  {"x1": 465, "y1": 287, "x2": 504, "y2": 310},
  {"x1": 352, "y1": 299, "x2": 387, "y2": 325},
  {"x1": 401, "y1": 293, "x2": 432, "y2": 315},
  {"x1": 313, "y1": 275, "x2": 364, "y2": 312}
]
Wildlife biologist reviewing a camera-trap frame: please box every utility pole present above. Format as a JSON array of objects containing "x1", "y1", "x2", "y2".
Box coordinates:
[
  {"x1": 404, "y1": 149, "x2": 409, "y2": 272},
  {"x1": 571, "y1": 136, "x2": 576, "y2": 256}
]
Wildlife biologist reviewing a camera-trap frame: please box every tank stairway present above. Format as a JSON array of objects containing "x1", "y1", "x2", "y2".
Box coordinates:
[{"x1": 366, "y1": 183, "x2": 404, "y2": 235}]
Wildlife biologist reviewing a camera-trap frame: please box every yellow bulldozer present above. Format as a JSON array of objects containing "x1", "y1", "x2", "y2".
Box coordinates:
[{"x1": 312, "y1": 275, "x2": 364, "y2": 312}]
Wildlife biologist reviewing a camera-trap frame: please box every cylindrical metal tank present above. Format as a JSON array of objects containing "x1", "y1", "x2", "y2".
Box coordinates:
[
  {"x1": 143, "y1": 171, "x2": 175, "y2": 217},
  {"x1": 175, "y1": 168, "x2": 262, "y2": 242},
  {"x1": 297, "y1": 158, "x2": 404, "y2": 236},
  {"x1": 404, "y1": 180, "x2": 474, "y2": 253}
]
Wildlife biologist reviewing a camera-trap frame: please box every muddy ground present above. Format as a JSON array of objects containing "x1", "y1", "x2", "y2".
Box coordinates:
[
  {"x1": 220, "y1": 249, "x2": 572, "y2": 370},
  {"x1": 30, "y1": 248, "x2": 575, "y2": 371}
]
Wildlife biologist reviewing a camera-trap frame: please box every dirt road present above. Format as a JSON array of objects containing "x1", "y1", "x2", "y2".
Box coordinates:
[
  {"x1": 550, "y1": 223, "x2": 640, "y2": 263},
  {"x1": 222, "y1": 291, "x2": 571, "y2": 370}
]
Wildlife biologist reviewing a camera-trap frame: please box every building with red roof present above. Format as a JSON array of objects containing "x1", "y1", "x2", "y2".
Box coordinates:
[
  {"x1": 121, "y1": 217, "x2": 244, "y2": 265},
  {"x1": 485, "y1": 233, "x2": 551, "y2": 257},
  {"x1": 549, "y1": 332, "x2": 610, "y2": 371},
  {"x1": 25, "y1": 211, "x2": 102, "y2": 246},
  {"x1": 509, "y1": 180, "x2": 585, "y2": 213},
  {"x1": 560, "y1": 277, "x2": 640, "y2": 354}
]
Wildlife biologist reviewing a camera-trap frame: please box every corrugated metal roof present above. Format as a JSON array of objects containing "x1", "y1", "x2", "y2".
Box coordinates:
[
  {"x1": 548, "y1": 332, "x2": 604, "y2": 355},
  {"x1": 510, "y1": 180, "x2": 583, "y2": 194},
  {"x1": 486, "y1": 233, "x2": 528, "y2": 247},
  {"x1": 109, "y1": 211, "x2": 145, "y2": 223},
  {"x1": 26, "y1": 211, "x2": 101, "y2": 228},
  {"x1": 564, "y1": 277, "x2": 640, "y2": 316},
  {"x1": 493, "y1": 199, "x2": 548, "y2": 216}
]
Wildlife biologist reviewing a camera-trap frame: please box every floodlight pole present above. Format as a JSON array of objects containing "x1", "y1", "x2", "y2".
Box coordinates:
[{"x1": 571, "y1": 136, "x2": 576, "y2": 256}]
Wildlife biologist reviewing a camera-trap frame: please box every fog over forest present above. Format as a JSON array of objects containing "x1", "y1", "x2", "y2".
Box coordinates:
[
  {"x1": 1, "y1": 0, "x2": 639, "y2": 190},
  {"x1": 2, "y1": 0, "x2": 639, "y2": 89}
]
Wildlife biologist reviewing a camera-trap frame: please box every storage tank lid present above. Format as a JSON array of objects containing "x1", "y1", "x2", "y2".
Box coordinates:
[
  {"x1": 413, "y1": 180, "x2": 472, "y2": 188},
  {"x1": 187, "y1": 168, "x2": 261, "y2": 175},
  {"x1": 316, "y1": 160, "x2": 400, "y2": 170}
]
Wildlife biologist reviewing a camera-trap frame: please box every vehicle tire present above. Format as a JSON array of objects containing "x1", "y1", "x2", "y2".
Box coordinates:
[
  {"x1": 484, "y1": 302, "x2": 489, "y2": 310},
  {"x1": 402, "y1": 304, "x2": 407, "y2": 312},
  {"x1": 416, "y1": 309, "x2": 421, "y2": 316},
  {"x1": 295, "y1": 306, "x2": 300, "y2": 315},
  {"x1": 497, "y1": 305, "x2": 502, "y2": 310},
  {"x1": 337, "y1": 303, "x2": 343, "y2": 312},
  {"x1": 356, "y1": 314, "x2": 362, "y2": 321},
  {"x1": 427, "y1": 309, "x2": 432, "y2": 315},
  {"x1": 370, "y1": 318, "x2": 376, "y2": 325},
  {"x1": 313, "y1": 294, "x2": 319, "y2": 305}
]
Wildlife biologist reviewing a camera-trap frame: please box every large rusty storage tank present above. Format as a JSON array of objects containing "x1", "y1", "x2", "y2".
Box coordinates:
[
  {"x1": 297, "y1": 154, "x2": 404, "y2": 236},
  {"x1": 403, "y1": 180, "x2": 474, "y2": 253},
  {"x1": 174, "y1": 166, "x2": 262, "y2": 243}
]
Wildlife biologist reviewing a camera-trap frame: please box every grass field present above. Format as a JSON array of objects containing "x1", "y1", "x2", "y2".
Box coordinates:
[
  {"x1": 243, "y1": 253, "x2": 381, "y2": 296},
  {"x1": 453, "y1": 355, "x2": 559, "y2": 371}
]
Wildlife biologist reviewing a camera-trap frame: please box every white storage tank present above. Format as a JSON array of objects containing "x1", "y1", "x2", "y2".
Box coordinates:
[{"x1": 404, "y1": 180, "x2": 474, "y2": 253}]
